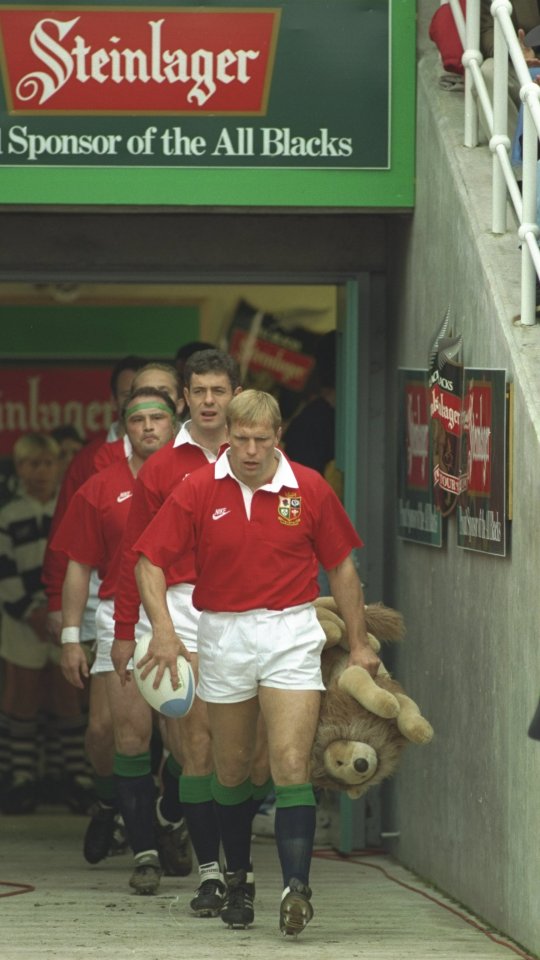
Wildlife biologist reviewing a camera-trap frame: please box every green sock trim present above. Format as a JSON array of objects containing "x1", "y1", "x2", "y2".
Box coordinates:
[
  {"x1": 94, "y1": 774, "x2": 116, "y2": 803},
  {"x1": 251, "y1": 776, "x2": 274, "y2": 802},
  {"x1": 113, "y1": 751, "x2": 151, "y2": 778},
  {"x1": 211, "y1": 773, "x2": 253, "y2": 806},
  {"x1": 179, "y1": 773, "x2": 213, "y2": 804},
  {"x1": 166, "y1": 753, "x2": 182, "y2": 779},
  {"x1": 275, "y1": 782, "x2": 316, "y2": 808}
]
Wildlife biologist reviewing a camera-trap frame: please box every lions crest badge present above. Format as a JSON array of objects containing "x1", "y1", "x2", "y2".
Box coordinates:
[{"x1": 278, "y1": 492, "x2": 302, "y2": 526}]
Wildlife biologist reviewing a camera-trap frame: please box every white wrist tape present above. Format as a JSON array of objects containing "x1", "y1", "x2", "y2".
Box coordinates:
[{"x1": 61, "y1": 626, "x2": 81, "y2": 644}]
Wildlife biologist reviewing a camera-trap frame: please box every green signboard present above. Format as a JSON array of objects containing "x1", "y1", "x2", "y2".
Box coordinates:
[
  {"x1": 0, "y1": 302, "x2": 200, "y2": 358},
  {"x1": 0, "y1": 0, "x2": 415, "y2": 207}
]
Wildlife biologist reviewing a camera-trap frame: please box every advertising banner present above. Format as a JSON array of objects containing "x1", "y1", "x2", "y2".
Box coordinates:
[
  {"x1": 0, "y1": 365, "x2": 114, "y2": 457},
  {"x1": 397, "y1": 369, "x2": 442, "y2": 547},
  {"x1": 428, "y1": 327, "x2": 465, "y2": 518},
  {"x1": 457, "y1": 369, "x2": 508, "y2": 557},
  {"x1": 227, "y1": 299, "x2": 325, "y2": 420},
  {"x1": 0, "y1": 1, "x2": 387, "y2": 170},
  {"x1": 0, "y1": 0, "x2": 416, "y2": 207}
]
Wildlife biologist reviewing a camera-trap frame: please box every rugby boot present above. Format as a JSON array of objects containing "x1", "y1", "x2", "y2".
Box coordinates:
[
  {"x1": 190, "y1": 878, "x2": 227, "y2": 917},
  {"x1": 279, "y1": 878, "x2": 314, "y2": 937},
  {"x1": 129, "y1": 852, "x2": 162, "y2": 895},
  {"x1": 221, "y1": 869, "x2": 254, "y2": 928},
  {"x1": 83, "y1": 802, "x2": 116, "y2": 864},
  {"x1": 155, "y1": 815, "x2": 193, "y2": 876}
]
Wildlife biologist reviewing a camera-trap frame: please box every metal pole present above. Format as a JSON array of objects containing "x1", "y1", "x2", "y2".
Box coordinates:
[
  {"x1": 463, "y1": 0, "x2": 481, "y2": 147},
  {"x1": 519, "y1": 98, "x2": 540, "y2": 324},
  {"x1": 491, "y1": 9, "x2": 510, "y2": 232}
]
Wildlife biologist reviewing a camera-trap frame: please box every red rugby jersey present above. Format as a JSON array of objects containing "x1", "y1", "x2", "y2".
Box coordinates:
[
  {"x1": 113, "y1": 437, "x2": 214, "y2": 640},
  {"x1": 50, "y1": 458, "x2": 136, "y2": 600},
  {"x1": 93, "y1": 435, "x2": 129, "y2": 472},
  {"x1": 134, "y1": 453, "x2": 362, "y2": 613},
  {"x1": 43, "y1": 431, "x2": 126, "y2": 610}
]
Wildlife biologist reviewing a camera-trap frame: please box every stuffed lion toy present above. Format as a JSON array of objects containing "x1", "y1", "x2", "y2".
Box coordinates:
[{"x1": 312, "y1": 598, "x2": 433, "y2": 799}]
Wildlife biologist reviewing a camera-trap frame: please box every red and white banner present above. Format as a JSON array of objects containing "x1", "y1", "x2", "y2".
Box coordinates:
[
  {"x1": 0, "y1": 7, "x2": 279, "y2": 114},
  {"x1": 405, "y1": 379, "x2": 430, "y2": 491},
  {"x1": 462, "y1": 381, "x2": 492, "y2": 496},
  {"x1": 229, "y1": 328, "x2": 314, "y2": 392},
  {"x1": 0, "y1": 366, "x2": 114, "y2": 456}
]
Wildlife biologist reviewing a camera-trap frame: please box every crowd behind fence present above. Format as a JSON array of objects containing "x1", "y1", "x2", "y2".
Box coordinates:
[{"x1": 446, "y1": 0, "x2": 540, "y2": 325}]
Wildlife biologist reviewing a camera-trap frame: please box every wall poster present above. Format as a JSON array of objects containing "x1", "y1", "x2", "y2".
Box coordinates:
[
  {"x1": 397, "y1": 368, "x2": 442, "y2": 547},
  {"x1": 457, "y1": 368, "x2": 509, "y2": 557}
]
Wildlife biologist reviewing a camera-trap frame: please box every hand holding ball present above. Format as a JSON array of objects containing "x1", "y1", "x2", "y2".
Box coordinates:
[{"x1": 133, "y1": 632, "x2": 195, "y2": 718}]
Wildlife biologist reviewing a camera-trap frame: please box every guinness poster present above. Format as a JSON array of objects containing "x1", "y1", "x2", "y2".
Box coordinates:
[{"x1": 457, "y1": 369, "x2": 508, "y2": 557}]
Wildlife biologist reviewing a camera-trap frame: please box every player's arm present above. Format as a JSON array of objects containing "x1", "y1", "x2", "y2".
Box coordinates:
[
  {"x1": 43, "y1": 445, "x2": 92, "y2": 633},
  {"x1": 114, "y1": 477, "x2": 160, "y2": 641},
  {"x1": 60, "y1": 559, "x2": 92, "y2": 689},
  {"x1": 135, "y1": 554, "x2": 191, "y2": 690},
  {"x1": 327, "y1": 554, "x2": 380, "y2": 677},
  {"x1": 112, "y1": 479, "x2": 163, "y2": 684}
]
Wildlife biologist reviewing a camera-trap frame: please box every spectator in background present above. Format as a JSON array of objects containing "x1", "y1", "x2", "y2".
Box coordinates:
[
  {"x1": 0, "y1": 432, "x2": 90, "y2": 814},
  {"x1": 174, "y1": 341, "x2": 214, "y2": 384},
  {"x1": 282, "y1": 331, "x2": 340, "y2": 494},
  {"x1": 51, "y1": 425, "x2": 85, "y2": 480},
  {"x1": 479, "y1": 0, "x2": 540, "y2": 145}
]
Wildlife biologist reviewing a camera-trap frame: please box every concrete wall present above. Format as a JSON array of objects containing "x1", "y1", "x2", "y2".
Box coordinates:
[{"x1": 384, "y1": 8, "x2": 540, "y2": 953}]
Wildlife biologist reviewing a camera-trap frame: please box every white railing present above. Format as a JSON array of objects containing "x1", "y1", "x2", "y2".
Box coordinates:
[{"x1": 447, "y1": 0, "x2": 540, "y2": 325}]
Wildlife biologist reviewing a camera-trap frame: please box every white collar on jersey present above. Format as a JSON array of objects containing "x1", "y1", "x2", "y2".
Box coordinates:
[
  {"x1": 173, "y1": 419, "x2": 217, "y2": 462},
  {"x1": 106, "y1": 421, "x2": 122, "y2": 442},
  {"x1": 215, "y1": 447, "x2": 299, "y2": 492}
]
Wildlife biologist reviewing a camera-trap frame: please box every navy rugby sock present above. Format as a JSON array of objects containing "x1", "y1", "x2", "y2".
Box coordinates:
[
  {"x1": 114, "y1": 752, "x2": 157, "y2": 855},
  {"x1": 211, "y1": 775, "x2": 253, "y2": 874},
  {"x1": 180, "y1": 773, "x2": 221, "y2": 866},
  {"x1": 274, "y1": 782, "x2": 316, "y2": 888},
  {"x1": 159, "y1": 753, "x2": 184, "y2": 824}
]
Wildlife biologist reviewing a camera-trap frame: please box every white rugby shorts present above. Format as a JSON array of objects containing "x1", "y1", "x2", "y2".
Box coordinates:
[
  {"x1": 196, "y1": 602, "x2": 326, "y2": 704},
  {"x1": 79, "y1": 569, "x2": 101, "y2": 643},
  {"x1": 92, "y1": 583, "x2": 200, "y2": 674}
]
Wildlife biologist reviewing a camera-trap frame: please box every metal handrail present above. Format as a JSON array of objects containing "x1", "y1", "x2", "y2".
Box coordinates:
[{"x1": 446, "y1": 0, "x2": 540, "y2": 325}]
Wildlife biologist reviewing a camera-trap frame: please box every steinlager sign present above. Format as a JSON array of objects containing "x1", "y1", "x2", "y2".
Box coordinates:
[
  {"x1": 2, "y1": 10, "x2": 277, "y2": 113},
  {"x1": 0, "y1": 1, "x2": 389, "y2": 169},
  {"x1": 0, "y1": 0, "x2": 415, "y2": 207}
]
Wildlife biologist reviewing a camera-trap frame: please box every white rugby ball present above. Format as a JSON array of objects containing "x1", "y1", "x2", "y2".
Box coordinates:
[{"x1": 133, "y1": 633, "x2": 195, "y2": 718}]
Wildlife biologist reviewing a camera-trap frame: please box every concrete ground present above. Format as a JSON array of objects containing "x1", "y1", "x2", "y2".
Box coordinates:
[{"x1": 1, "y1": 811, "x2": 533, "y2": 960}]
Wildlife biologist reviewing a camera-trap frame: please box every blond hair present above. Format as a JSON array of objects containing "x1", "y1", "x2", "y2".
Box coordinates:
[
  {"x1": 226, "y1": 390, "x2": 281, "y2": 432},
  {"x1": 132, "y1": 362, "x2": 180, "y2": 395},
  {"x1": 13, "y1": 432, "x2": 60, "y2": 463}
]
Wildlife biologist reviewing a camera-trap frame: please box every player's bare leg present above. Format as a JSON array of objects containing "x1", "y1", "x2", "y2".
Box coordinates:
[
  {"x1": 259, "y1": 688, "x2": 320, "y2": 937},
  {"x1": 106, "y1": 671, "x2": 161, "y2": 894}
]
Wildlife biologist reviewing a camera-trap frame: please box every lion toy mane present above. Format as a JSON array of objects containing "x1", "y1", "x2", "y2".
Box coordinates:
[{"x1": 311, "y1": 598, "x2": 433, "y2": 799}]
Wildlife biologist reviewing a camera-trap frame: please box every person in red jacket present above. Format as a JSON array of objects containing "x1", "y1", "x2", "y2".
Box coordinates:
[
  {"x1": 43, "y1": 355, "x2": 148, "y2": 638},
  {"x1": 134, "y1": 390, "x2": 380, "y2": 936},
  {"x1": 46, "y1": 362, "x2": 184, "y2": 867},
  {"x1": 112, "y1": 349, "x2": 271, "y2": 917},
  {"x1": 51, "y1": 386, "x2": 182, "y2": 895}
]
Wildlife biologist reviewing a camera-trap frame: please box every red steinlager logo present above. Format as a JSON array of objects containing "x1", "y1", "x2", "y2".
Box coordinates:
[{"x1": 0, "y1": 6, "x2": 280, "y2": 113}]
